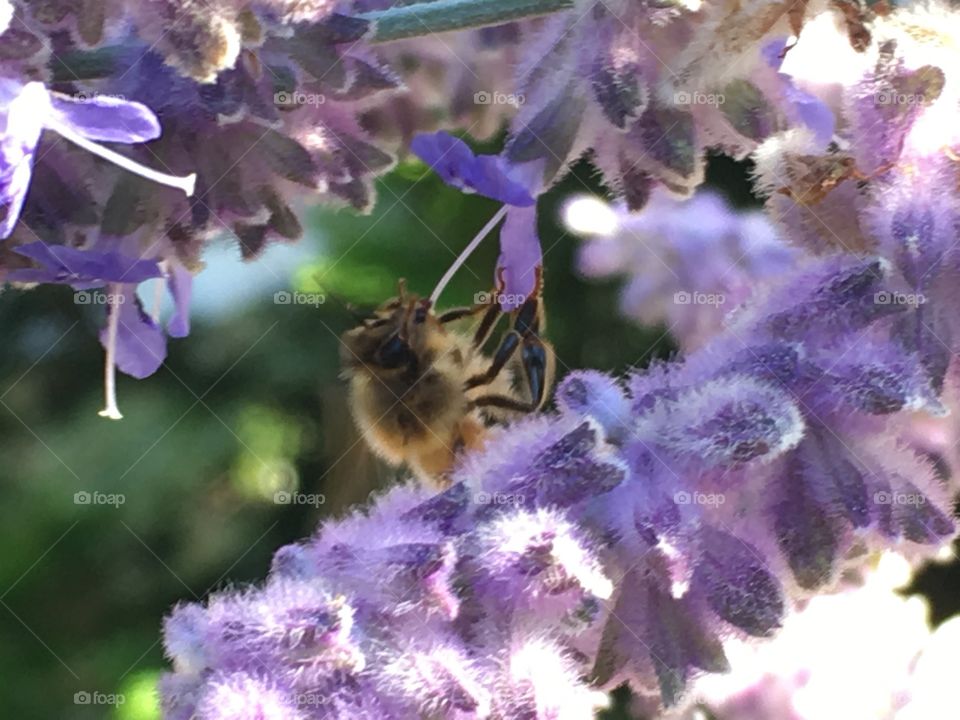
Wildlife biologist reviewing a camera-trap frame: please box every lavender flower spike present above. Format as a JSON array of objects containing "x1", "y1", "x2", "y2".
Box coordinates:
[{"x1": 0, "y1": 81, "x2": 195, "y2": 239}]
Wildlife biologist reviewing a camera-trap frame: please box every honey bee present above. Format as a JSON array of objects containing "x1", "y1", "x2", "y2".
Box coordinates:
[
  {"x1": 339, "y1": 271, "x2": 553, "y2": 488},
  {"x1": 776, "y1": 153, "x2": 893, "y2": 206}
]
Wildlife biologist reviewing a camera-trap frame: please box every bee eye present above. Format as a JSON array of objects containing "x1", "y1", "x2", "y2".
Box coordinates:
[
  {"x1": 414, "y1": 305, "x2": 428, "y2": 324},
  {"x1": 376, "y1": 334, "x2": 415, "y2": 369}
]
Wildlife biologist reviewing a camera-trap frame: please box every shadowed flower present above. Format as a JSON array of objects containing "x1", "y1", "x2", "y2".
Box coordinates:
[{"x1": 0, "y1": 80, "x2": 194, "y2": 239}]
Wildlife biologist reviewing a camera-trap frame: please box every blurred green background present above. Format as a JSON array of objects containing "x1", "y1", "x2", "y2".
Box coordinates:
[{"x1": 1, "y1": 152, "x2": 957, "y2": 719}]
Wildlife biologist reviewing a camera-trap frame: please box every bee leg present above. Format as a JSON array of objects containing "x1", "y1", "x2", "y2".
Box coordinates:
[
  {"x1": 471, "y1": 300, "x2": 504, "y2": 349},
  {"x1": 437, "y1": 306, "x2": 482, "y2": 324},
  {"x1": 468, "y1": 337, "x2": 553, "y2": 414},
  {"x1": 470, "y1": 307, "x2": 554, "y2": 411},
  {"x1": 470, "y1": 269, "x2": 510, "y2": 348},
  {"x1": 466, "y1": 269, "x2": 546, "y2": 390},
  {"x1": 465, "y1": 330, "x2": 522, "y2": 390},
  {"x1": 520, "y1": 334, "x2": 554, "y2": 410},
  {"x1": 470, "y1": 394, "x2": 539, "y2": 413}
]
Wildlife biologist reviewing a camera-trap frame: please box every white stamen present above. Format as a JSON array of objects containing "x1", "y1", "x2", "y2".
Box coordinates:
[
  {"x1": 430, "y1": 204, "x2": 508, "y2": 305},
  {"x1": 98, "y1": 287, "x2": 124, "y2": 420},
  {"x1": 46, "y1": 117, "x2": 197, "y2": 196}
]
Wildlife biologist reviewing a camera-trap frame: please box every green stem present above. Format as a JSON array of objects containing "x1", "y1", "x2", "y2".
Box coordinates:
[{"x1": 361, "y1": 0, "x2": 575, "y2": 43}]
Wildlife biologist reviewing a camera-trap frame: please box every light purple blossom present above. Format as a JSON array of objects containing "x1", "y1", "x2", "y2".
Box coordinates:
[
  {"x1": 161, "y1": 248, "x2": 956, "y2": 715},
  {"x1": 571, "y1": 189, "x2": 797, "y2": 349}
]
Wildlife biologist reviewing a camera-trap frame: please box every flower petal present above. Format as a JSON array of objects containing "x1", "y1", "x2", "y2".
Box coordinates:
[
  {"x1": 0, "y1": 82, "x2": 47, "y2": 238},
  {"x1": 496, "y1": 205, "x2": 541, "y2": 311},
  {"x1": 48, "y1": 94, "x2": 161, "y2": 143},
  {"x1": 99, "y1": 287, "x2": 167, "y2": 379},
  {"x1": 166, "y1": 262, "x2": 193, "y2": 338},
  {"x1": 411, "y1": 131, "x2": 535, "y2": 206},
  {"x1": 10, "y1": 242, "x2": 163, "y2": 286}
]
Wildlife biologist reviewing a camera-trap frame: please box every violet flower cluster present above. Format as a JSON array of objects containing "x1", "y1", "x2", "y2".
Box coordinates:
[
  {"x1": 1, "y1": 0, "x2": 959, "y2": 717},
  {"x1": 153, "y1": 1, "x2": 960, "y2": 718},
  {"x1": 1, "y1": 0, "x2": 401, "y2": 416},
  {"x1": 161, "y1": 245, "x2": 957, "y2": 716}
]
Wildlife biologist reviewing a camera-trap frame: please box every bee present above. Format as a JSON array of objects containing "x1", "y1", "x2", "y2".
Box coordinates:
[
  {"x1": 776, "y1": 152, "x2": 894, "y2": 207},
  {"x1": 339, "y1": 271, "x2": 554, "y2": 488}
]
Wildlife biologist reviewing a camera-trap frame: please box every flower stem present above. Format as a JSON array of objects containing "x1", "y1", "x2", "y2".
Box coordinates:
[
  {"x1": 361, "y1": 0, "x2": 575, "y2": 43},
  {"x1": 431, "y1": 204, "x2": 508, "y2": 305}
]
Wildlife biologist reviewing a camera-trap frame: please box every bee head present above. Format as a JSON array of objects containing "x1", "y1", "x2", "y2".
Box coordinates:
[{"x1": 339, "y1": 284, "x2": 437, "y2": 376}]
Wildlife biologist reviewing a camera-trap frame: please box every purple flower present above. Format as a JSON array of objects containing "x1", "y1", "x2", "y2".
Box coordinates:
[
  {"x1": 7, "y1": 242, "x2": 162, "y2": 288},
  {"x1": 99, "y1": 285, "x2": 167, "y2": 381},
  {"x1": 5, "y1": 241, "x2": 191, "y2": 417},
  {"x1": 762, "y1": 38, "x2": 836, "y2": 149},
  {"x1": 0, "y1": 80, "x2": 194, "y2": 239},
  {"x1": 412, "y1": 131, "x2": 542, "y2": 308},
  {"x1": 411, "y1": 131, "x2": 535, "y2": 206},
  {"x1": 161, "y1": 248, "x2": 957, "y2": 717},
  {"x1": 571, "y1": 190, "x2": 797, "y2": 349}
]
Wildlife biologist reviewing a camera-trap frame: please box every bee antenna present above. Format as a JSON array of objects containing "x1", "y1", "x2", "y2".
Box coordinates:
[
  {"x1": 319, "y1": 289, "x2": 370, "y2": 322},
  {"x1": 345, "y1": 303, "x2": 369, "y2": 322}
]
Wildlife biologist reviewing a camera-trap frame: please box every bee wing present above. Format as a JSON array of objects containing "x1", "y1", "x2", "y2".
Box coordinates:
[{"x1": 321, "y1": 384, "x2": 400, "y2": 513}]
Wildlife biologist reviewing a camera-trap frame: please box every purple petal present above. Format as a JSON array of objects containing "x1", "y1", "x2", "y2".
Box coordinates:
[
  {"x1": 782, "y1": 80, "x2": 835, "y2": 148},
  {"x1": 762, "y1": 37, "x2": 835, "y2": 147},
  {"x1": 761, "y1": 37, "x2": 789, "y2": 72},
  {"x1": 503, "y1": 422, "x2": 626, "y2": 508},
  {"x1": 691, "y1": 526, "x2": 783, "y2": 637},
  {"x1": 0, "y1": 82, "x2": 47, "y2": 238},
  {"x1": 411, "y1": 131, "x2": 535, "y2": 206},
  {"x1": 774, "y1": 455, "x2": 838, "y2": 589},
  {"x1": 48, "y1": 94, "x2": 161, "y2": 143},
  {"x1": 0, "y1": 150, "x2": 35, "y2": 238},
  {"x1": 10, "y1": 242, "x2": 163, "y2": 286},
  {"x1": 166, "y1": 262, "x2": 193, "y2": 338},
  {"x1": 496, "y1": 205, "x2": 541, "y2": 311},
  {"x1": 100, "y1": 288, "x2": 167, "y2": 379},
  {"x1": 472, "y1": 154, "x2": 537, "y2": 206}
]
